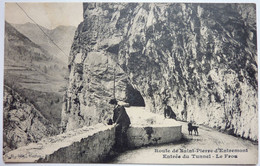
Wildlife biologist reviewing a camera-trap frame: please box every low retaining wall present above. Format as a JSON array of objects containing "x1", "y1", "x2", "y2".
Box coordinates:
[
  {"x1": 127, "y1": 125, "x2": 182, "y2": 148},
  {"x1": 4, "y1": 123, "x2": 182, "y2": 163},
  {"x1": 4, "y1": 124, "x2": 115, "y2": 163}
]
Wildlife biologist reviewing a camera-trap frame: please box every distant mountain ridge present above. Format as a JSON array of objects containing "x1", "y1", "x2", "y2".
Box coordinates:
[
  {"x1": 5, "y1": 21, "x2": 66, "y2": 84},
  {"x1": 12, "y1": 22, "x2": 76, "y2": 63},
  {"x1": 5, "y1": 22, "x2": 52, "y2": 62}
]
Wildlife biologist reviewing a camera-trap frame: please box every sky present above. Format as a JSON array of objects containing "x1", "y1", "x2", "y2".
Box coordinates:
[{"x1": 5, "y1": 2, "x2": 83, "y2": 29}]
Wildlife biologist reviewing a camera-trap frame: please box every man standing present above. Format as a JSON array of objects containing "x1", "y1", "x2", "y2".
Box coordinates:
[
  {"x1": 109, "y1": 99, "x2": 131, "y2": 152},
  {"x1": 164, "y1": 104, "x2": 177, "y2": 120}
]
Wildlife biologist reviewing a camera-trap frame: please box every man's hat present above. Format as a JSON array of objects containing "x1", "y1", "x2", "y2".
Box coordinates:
[{"x1": 109, "y1": 99, "x2": 118, "y2": 105}]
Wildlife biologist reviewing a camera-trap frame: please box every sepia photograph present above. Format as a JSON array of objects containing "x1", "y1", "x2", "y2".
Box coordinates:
[{"x1": 1, "y1": 1, "x2": 258, "y2": 164}]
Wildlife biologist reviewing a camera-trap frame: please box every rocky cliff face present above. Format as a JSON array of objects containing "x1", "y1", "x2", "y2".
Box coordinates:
[
  {"x1": 62, "y1": 3, "x2": 257, "y2": 141},
  {"x1": 3, "y1": 86, "x2": 59, "y2": 154}
]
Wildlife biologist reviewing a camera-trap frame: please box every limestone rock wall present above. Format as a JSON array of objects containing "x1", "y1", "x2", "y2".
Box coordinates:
[
  {"x1": 62, "y1": 51, "x2": 128, "y2": 131},
  {"x1": 63, "y1": 3, "x2": 257, "y2": 141}
]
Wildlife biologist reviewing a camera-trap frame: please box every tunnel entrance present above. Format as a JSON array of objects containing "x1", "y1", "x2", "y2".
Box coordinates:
[{"x1": 125, "y1": 83, "x2": 145, "y2": 106}]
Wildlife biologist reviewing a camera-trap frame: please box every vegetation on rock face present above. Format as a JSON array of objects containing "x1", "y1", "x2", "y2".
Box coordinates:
[
  {"x1": 4, "y1": 22, "x2": 72, "y2": 153},
  {"x1": 3, "y1": 86, "x2": 59, "y2": 154},
  {"x1": 63, "y1": 3, "x2": 257, "y2": 141}
]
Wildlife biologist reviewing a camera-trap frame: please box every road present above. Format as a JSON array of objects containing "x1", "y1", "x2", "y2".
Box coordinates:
[{"x1": 109, "y1": 121, "x2": 258, "y2": 164}]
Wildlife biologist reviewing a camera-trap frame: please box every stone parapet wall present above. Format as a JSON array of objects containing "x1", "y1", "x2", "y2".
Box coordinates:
[
  {"x1": 127, "y1": 125, "x2": 182, "y2": 148},
  {"x1": 38, "y1": 126, "x2": 116, "y2": 163},
  {"x1": 4, "y1": 122, "x2": 182, "y2": 163},
  {"x1": 4, "y1": 124, "x2": 115, "y2": 163}
]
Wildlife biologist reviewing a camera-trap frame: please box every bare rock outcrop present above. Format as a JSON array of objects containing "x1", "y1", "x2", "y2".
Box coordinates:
[
  {"x1": 62, "y1": 3, "x2": 257, "y2": 141},
  {"x1": 3, "y1": 86, "x2": 59, "y2": 154}
]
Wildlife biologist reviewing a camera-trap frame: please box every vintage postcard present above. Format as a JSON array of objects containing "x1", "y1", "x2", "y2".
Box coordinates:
[{"x1": 2, "y1": 1, "x2": 258, "y2": 164}]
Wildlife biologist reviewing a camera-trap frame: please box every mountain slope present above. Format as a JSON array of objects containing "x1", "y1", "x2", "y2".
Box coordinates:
[
  {"x1": 12, "y1": 22, "x2": 76, "y2": 63},
  {"x1": 5, "y1": 22, "x2": 52, "y2": 62},
  {"x1": 62, "y1": 3, "x2": 257, "y2": 141},
  {"x1": 4, "y1": 21, "x2": 66, "y2": 133},
  {"x1": 4, "y1": 21, "x2": 67, "y2": 92}
]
